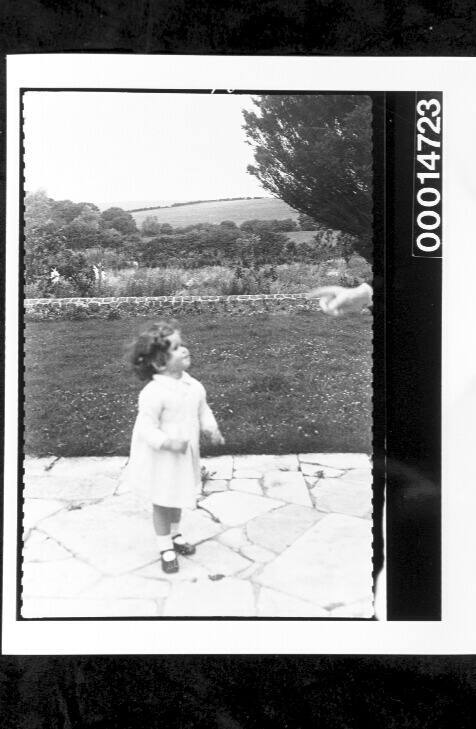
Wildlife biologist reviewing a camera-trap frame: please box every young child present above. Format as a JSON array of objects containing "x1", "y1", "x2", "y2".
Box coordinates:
[{"x1": 127, "y1": 319, "x2": 224, "y2": 573}]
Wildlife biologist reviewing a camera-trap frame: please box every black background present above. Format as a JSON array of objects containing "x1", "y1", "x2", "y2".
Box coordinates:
[
  {"x1": 1, "y1": 0, "x2": 474, "y2": 726},
  {"x1": 1, "y1": 1, "x2": 476, "y2": 55},
  {"x1": 385, "y1": 92, "x2": 441, "y2": 620}
]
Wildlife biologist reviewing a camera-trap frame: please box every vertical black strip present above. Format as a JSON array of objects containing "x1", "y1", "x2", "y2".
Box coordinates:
[
  {"x1": 385, "y1": 92, "x2": 441, "y2": 620},
  {"x1": 17, "y1": 89, "x2": 25, "y2": 621},
  {"x1": 370, "y1": 92, "x2": 385, "y2": 592}
]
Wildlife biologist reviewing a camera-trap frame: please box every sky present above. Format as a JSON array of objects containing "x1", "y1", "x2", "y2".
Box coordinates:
[{"x1": 23, "y1": 92, "x2": 269, "y2": 209}]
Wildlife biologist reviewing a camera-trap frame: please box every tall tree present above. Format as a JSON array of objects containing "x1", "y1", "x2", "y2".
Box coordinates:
[
  {"x1": 24, "y1": 189, "x2": 53, "y2": 230},
  {"x1": 243, "y1": 94, "x2": 373, "y2": 261}
]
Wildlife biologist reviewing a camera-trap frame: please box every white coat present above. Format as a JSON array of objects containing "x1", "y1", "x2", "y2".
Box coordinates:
[{"x1": 126, "y1": 372, "x2": 218, "y2": 508}]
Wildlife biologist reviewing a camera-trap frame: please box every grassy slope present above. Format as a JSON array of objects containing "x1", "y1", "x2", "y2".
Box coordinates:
[
  {"x1": 25, "y1": 311, "x2": 372, "y2": 457},
  {"x1": 131, "y1": 198, "x2": 299, "y2": 227}
]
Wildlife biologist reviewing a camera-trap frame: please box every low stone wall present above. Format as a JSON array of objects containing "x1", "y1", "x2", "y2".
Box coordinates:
[{"x1": 24, "y1": 293, "x2": 322, "y2": 321}]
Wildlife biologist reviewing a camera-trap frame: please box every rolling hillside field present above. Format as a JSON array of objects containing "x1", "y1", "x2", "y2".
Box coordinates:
[{"x1": 131, "y1": 197, "x2": 300, "y2": 227}]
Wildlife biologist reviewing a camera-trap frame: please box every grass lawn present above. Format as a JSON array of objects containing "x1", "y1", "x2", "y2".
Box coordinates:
[{"x1": 24, "y1": 311, "x2": 372, "y2": 457}]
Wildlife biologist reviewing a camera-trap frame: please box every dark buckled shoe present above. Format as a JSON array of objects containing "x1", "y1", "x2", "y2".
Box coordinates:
[
  {"x1": 160, "y1": 549, "x2": 179, "y2": 573},
  {"x1": 172, "y1": 534, "x2": 196, "y2": 556}
]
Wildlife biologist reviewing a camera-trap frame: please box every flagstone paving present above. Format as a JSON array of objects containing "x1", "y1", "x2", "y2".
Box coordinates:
[{"x1": 21, "y1": 453, "x2": 373, "y2": 619}]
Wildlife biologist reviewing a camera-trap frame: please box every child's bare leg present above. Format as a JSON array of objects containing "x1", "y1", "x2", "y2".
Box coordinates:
[
  {"x1": 152, "y1": 505, "x2": 178, "y2": 570},
  {"x1": 169, "y1": 507, "x2": 182, "y2": 541},
  {"x1": 169, "y1": 507, "x2": 181, "y2": 524},
  {"x1": 170, "y1": 507, "x2": 196, "y2": 555},
  {"x1": 152, "y1": 504, "x2": 173, "y2": 536}
]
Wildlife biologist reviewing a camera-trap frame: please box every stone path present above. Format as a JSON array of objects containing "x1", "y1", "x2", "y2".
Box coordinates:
[{"x1": 22, "y1": 453, "x2": 373, "y2": 618}]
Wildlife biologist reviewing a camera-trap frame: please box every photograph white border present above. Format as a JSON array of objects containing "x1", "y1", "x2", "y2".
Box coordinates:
[{"x1": 3, "y1": 54, "x2": 475, "y2": 654}]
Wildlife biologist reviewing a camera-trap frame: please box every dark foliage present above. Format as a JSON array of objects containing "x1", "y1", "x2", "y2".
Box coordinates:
[
  {"x1": 137, "y1": 224, "x2": 315, "y2": 269},
  {"x1": 243, "y1": 95, "x2": 373, "y2": 261},
  {"x1": 240, "y1": 217, "x2": 298, "y2": 233},
  {"x1": 24, "y1": 192, "x2": 141, "y2": 294},
  {"x1": 100, "y1": 207, "x2": 138, "y2": 235},
  {"x1": 298, "y1": 212, "x2": 320, "y2": 230}
]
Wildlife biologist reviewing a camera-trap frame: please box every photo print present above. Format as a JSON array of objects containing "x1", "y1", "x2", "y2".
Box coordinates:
[
  {"x1": 3, "y1": 55, "x2": 453, "y2": 655},
  {"x1": 18, "y1": 89, "x2": 374, "y2": 620}
]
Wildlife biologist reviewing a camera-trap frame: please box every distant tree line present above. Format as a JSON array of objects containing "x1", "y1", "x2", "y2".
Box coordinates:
[
  {"x1": 129, "y1": 196, "x2": 265, "y2": 212},
  {"x1": 127, "y1": 215, "x2": 352, "y2": 269}
]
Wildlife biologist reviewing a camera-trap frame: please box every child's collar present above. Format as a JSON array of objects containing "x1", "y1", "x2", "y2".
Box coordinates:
[{"x1": 153, "y1": 371, "x2": 193, "y2": 385}]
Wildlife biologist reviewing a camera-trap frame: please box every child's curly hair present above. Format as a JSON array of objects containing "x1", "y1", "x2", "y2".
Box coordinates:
[{"x1": 130, "y1": 319, "x2": 179, "y2": 381}]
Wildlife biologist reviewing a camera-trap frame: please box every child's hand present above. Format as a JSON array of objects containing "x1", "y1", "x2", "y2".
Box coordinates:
[
  {"x1": 208, "y1": 429, "x2": 225, "y2": 446},
  {"x1": 164, "y1": 438, "x2": 189, "y2": 454}
]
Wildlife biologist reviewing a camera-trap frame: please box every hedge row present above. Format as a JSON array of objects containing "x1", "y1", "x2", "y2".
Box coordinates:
[{"x1": 24, "y1": 293, "x2": 322, "y2": 321}]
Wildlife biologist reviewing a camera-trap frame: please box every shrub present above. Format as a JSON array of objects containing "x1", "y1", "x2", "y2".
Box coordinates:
[
  {"x1": 24, "y1": 280, "x2": 47, "y2": 298},
  {"x1": 185, "y1": 267, "x2": 234, "y2": 296},
  {"x1": 268, "y1": 262, "x2": 325, "y2": 293},
  {"x1": 140, "y1": 216, "x2": 162, "y2": 236},
  {"x1": 92, "y1": 265, "x2": 235, "y2": 298},
  {"x1": 337, "y1": 271, "x2": 366, "y2": 287},
  {"x1": 123, "y1": 269, "x2": 183, "y2": 297},
  {"x1": 70, "y1": 304, "x2": 89, "y2": 320},
  {"x1": 52, "y1": 278, "x2": 83, "y2": 298},
  {"x1": 83, "y1": 248, "x2": 131, "y2": 271},
  {"x1": 347, "y1": 254, "x2": 371, "y2": 281},
  {"x1": 100, "y1": 207, "x2": 137, "y2": 235},
  {"x1": 222, "y1": 266, "x2": 277, "y2": 295}
]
